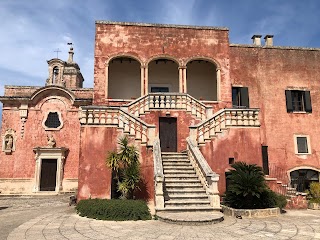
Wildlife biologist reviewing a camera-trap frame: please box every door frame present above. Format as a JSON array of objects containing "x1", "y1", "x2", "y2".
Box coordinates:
[
  {"x1": 33, "y1": 147, "x2": 68, "y2": 192},
  {"x1": 159, "y1": 117, "x2": 177, "y2": 152}
]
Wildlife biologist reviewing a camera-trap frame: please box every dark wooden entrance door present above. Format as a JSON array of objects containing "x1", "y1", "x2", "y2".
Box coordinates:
[
  {"x1": 40, "y1": 159, "x2": 57, "y2": 191},
  {"x1": 159, "y1": 117, "x2": 177, "y2": 152}
]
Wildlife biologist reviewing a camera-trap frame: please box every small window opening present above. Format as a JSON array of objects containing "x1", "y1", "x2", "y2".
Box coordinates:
[
  {"x1": 45, "y1": 112, "x2": 61, "y2": 129},
  {"x1": 297, "y1": 137, "x2": 308, "y2": 154},
  {"x1": 53, "y1": 66, "x2": 59, "y2": 83},
  {"x1": 228, "y1": 157, "x2": 235, "y2": 165}
]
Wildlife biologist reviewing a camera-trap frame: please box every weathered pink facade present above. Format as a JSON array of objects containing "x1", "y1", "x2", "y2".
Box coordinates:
[{"x1": 1, "y1": 22, "x2": 319, "y2": 209}]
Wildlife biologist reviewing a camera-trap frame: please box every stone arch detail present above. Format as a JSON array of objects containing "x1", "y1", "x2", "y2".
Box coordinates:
[
  {"x1": 145, "y1": 55, "x2": 182, "y2": 67},
  {"x1": 30, "y1": 86, "x2": 75, "y2": 105},
  {"x1": 184, "y1": 56, "x2": 221, "y2": 69},
  {"x1": 105, "y1": 53, "x2": 143, "y2": 67}
]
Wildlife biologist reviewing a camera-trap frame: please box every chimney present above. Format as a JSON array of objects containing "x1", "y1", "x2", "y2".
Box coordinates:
[
  {"x1": 67, "y1": 47, "x2": 74, "y2": 63},
  {"x1": 251, "y1": 35, "x2": 262, "y2": 46},
  {"x1": 264, "y1": 35, "x2": 274, "y2": 47}
]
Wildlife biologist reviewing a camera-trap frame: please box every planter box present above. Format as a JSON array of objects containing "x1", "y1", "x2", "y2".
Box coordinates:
[
  {"x1": 222, "y1": 205, "x2": 280, "y2": 218},
  {"x1": 308, "y1": 202, "x2": 320, "y2": 210}
]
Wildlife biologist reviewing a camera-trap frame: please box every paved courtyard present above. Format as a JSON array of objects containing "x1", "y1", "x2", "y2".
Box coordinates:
[{"x1": 1, "y1": 195, "x2": 320, "y2": 240}]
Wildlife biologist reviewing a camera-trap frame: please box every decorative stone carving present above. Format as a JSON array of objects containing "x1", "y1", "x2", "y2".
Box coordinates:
[
  {"x1": 47, "y1": 135, "x2": 56, "y2": 148},
  {"x1": 2, "y1": 129, "x2": 17, "y2": 154}
]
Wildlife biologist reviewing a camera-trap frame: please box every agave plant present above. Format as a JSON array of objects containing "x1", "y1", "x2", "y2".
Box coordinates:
[{"x1": 106, "y1": 135, "x2": 140, "y2": 199}]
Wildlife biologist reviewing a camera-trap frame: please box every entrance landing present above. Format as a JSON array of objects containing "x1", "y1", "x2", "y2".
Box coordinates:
[{"x1": 156, "y1": 211, "x2": 224, "y2": 225}]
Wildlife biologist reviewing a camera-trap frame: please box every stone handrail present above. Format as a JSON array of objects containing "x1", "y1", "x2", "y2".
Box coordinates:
[
  {"x1": 187, "y1": 137, "x2": 220, "y2": 209},
  {"x1": 126, "y1": 93, "x2": 211, "y2": 120},
  {"x1": 79, "y1": 106, "x2": 156, "y2": 146},
  {"x1": 153, "y1": 138, "x2": 164, "y2": 210},
  {"x1": 190, "y1": 108, "x2": 260, "y2": 145}
]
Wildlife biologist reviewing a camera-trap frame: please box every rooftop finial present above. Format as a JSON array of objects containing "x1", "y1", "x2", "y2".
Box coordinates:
[{"x1": 67, "y1": 43, "x2": 74, "y2": 63}]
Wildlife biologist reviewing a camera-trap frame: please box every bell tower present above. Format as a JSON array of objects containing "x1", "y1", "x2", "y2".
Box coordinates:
[{"x1": 46, "y1": 44, "x2": 84, "y2": 88}]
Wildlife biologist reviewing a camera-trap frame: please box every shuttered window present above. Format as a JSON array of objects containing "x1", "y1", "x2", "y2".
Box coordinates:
[
  {"x1": 232, "y1": 87, "x2": 249, "y2": 108},
  {"x1": 285, "y1": 90, "x2": 312, "y2": 113}
]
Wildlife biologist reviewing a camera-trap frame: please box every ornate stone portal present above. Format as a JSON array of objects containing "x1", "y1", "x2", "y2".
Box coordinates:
[{"x1": 33, "y1": 147, "x2": 68, "y2": 192}]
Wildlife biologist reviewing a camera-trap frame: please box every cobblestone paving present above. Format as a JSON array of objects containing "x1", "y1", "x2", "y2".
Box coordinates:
[{"x1": 2, "y1": 196, "x2": 320, "y2": 240}]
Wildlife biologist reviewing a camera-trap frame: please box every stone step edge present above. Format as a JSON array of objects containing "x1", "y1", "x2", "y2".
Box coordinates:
[{"x1": 155, "y1": 213, "x2": 224, "y2": 225}]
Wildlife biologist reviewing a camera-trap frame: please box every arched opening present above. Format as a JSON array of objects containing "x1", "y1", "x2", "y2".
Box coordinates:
[
  {"x1": 186, "y1": 60, "x2": 217, "y2": 100},
  {"x1": 108, "y1": 57, "x2": 141, "y2": 99},
  {"x1": 290, "y1": 169, "x2": 319, "y2": 192},
  {"x1": 148, "y1": 58, "x2": 179, "y2": 93},
  {"x1": 53, "y1": 66, "x2": 59, "y2": 84}
]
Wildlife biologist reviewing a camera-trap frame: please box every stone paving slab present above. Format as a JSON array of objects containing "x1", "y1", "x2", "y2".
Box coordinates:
[{"x1": 2, "y1": 196, "x2": 320, "y2": 240}]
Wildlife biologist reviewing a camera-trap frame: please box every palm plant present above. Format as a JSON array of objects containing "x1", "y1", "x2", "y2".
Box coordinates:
[
  {"x1": 106, "y1": 136, "x2": 140, "y2": 199},
  {"x1": 224, "y1": 162, "x2": 271, "y2": 209}
]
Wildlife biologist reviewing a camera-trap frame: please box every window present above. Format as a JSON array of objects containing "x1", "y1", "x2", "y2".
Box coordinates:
[
  {"x1": 151, "y1": 87, "x2": 169, "y2": 93},
  {"x1": 294, "y1": 135, "x2": 311, "y2": 154},
  {"x1": 285, "y1": 90, "x2": 312, "y2": 113},
  {"x1": 232, "y1": 87, "x2": 249, "y2": 108},
  {"x1": 43, "y1": 112, "x2": 63, "y2": 130}
]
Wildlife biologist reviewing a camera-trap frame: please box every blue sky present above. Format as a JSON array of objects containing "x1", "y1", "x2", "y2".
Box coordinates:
[{"x1": 1, "y1": 0, "x2": 320, "y2": 124}]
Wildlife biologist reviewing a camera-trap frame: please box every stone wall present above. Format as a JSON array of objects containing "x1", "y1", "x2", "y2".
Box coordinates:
[{"x1": 230, "y1": 46, "x2": 320, "y2": 178}]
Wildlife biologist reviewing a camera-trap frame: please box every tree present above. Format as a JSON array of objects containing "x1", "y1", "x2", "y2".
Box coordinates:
[
  {"x1": 224, "y1": 162, "x2": 275, "y2": 209},
  {"x1": 106, "y1": 136, "x2": 140, "y2": 199}
]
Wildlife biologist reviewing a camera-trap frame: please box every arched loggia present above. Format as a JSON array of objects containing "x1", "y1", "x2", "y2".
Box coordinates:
[
  {"x1": 186, "y1": 59, "x2": 218, "y2": 101},
  {"x1": 108, "y1": 57, "x2": 141, "y2": 99},
  {"x1": 148, "y1": 58, "x2": 179, "y2": 93}
]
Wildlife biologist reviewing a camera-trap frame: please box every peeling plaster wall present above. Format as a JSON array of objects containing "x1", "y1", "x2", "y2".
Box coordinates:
[{"x1": 230, "y1": 46, "x2": 320, "y2": 175}]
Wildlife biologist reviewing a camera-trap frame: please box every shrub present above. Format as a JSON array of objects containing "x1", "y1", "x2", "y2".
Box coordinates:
[
  {"x1": 76, "y1": 199, "x2": 152, "y2": 221},
  {"x1": 224, "y1": 162, "x2": 287, "y2": 209},
  {"x1": 308, "y1": 182, "x2": 320, "y2": 203},
  {"x1": 106, "y1": 136, "x2": 140, "y2": 199}
]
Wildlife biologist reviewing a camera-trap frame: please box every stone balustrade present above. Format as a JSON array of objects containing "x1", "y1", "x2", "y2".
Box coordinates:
[
  {"x1": 127, "y1": 93, "x2": 211, "y2": 120},
  {"x1": 187, "y1": 137, "x2": 220, "y2": 209},
  {"x1": 79, "y1": 106, "x2": 156, "y2": 146},
  {"x1": 190, "y1": 108, "x2": 260, "y2": 145},
  {"x1": 153, "y1": 138, "x2": 164, "y2": 210}
]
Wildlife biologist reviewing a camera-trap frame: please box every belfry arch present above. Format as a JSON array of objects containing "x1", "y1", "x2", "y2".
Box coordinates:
[
  {"x1": 186, "y1": 59, "x2": 218, "y2": 101},
  {"x1": 108, "y1": 57, "x2": 141, "y2": 99}
]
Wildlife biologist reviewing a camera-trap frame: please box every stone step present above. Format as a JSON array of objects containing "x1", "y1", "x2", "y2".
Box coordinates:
[
  {"x1": 164, "y1": 174, "x2": 198, "y2": 179},
  {"x1": 166, "y1": 188, "x2": 206, "y2": 194},
  {"x1": 165, "y1": 199, "x2": 211, "y2": 206},
  {"x1": 165, "y1": 182, "x2": 203, "y2": 188},
  {"x1": 159, "y1": 206, "x2": 215, "y2": 212},
  {"x1": 163, "y1": 169, "x2": 195, "y2": 174},
  {"x1": 162, "y1": 155, "x2": 188, "y2": 159},
  {"x1": 166, "y1": 194, "x2": 209, "y2": 199},
  {"x1": 162, "y1": 158, "x2": 190, "y2": 162},
  {"x1": 162, "y1": 162, "x2": 192, "y2": 166},
  {"x1": 166, "y1": 187, "x2": 205, "y2": 193},
  {"x1": 163, "y1": 166, "x2": 194, "y2": 170},
  {"x1": 155, "y1": 211, "x2": 224, "y2": 225},
  {"x1": 165, "y1": 179, "x2": 201, "y2": 183}
]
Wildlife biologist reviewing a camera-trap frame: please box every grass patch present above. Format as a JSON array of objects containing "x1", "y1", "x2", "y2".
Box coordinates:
[{"x1": 76, "y1": 199, "x2": 152, "y2": 221}]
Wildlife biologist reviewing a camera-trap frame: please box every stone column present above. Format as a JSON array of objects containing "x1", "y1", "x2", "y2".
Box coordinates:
[
  {"x1": 216, "y1": 69, "x2": 221, "y2": 101},
  {"x1": 105, "y1": 63, "x2": 109, "y2": 100},
  {"x1": 179, "y1": 67, "x2": 183, "y2": 93},
  {"x1": 140, "y1": 66, "x2": 145, "y2": 96},
  {"x1": 183, "y1": 67, "x2": 187, "y2": 93},
  {"x1": 145, "y1": 66, "x2": 149, "y2": 95}
]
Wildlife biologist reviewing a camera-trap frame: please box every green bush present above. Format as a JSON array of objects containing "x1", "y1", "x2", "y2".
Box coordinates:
[
  {"x1": 309, "y1": 182, "x2": 320, "y2": 203},
  {"x1": 76, "y1": 199, "x2": 152, "y2": 221},
  {"x1": 224, "y1": 162, "x2": 287, "y2": 209}
]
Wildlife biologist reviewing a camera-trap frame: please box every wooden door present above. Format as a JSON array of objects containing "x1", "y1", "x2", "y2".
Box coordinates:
[
  {"x1": 40, "y1": 159, "x2": 57, "y2": 191},
  {"x1": 159, "y1": 117, "x2": 177, "y2": 152}
]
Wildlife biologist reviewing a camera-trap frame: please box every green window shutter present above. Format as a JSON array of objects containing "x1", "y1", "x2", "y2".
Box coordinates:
[
  {"x1": 240, "y1": 87, "x2": 249, "y2": 108},
  {"x1": 285, "y1": 90, "x2": 293, "y2": 112},
  {"x1": 304, "y1": 91, "x2": 312, "y2": 113}
]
